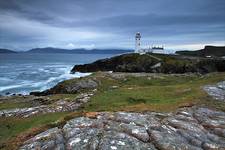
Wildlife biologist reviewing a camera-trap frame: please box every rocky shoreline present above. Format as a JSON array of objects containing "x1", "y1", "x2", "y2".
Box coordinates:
[
  {"x1": 1, "y1": 81, "x2": 224, "y2": 119},
  {"x1": 0, "y1": 72, "x2": 225, "y2": 150},
  {"x1": 18, "y1": 76, "x2": 225, "y2": 150}
]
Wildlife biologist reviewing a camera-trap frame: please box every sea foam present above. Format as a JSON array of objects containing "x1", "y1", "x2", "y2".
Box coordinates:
[{"x1": 0, "y1": 64, "x2": 91, "y2": 95}]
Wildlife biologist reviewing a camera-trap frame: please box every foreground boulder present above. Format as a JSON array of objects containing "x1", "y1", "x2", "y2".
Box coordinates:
[
  {"x1": 71, "y1": 53, "x2": 225, "y2": 74},
  {"x1": 20, "y1": 107, "x2": 225, "y2": 150}
]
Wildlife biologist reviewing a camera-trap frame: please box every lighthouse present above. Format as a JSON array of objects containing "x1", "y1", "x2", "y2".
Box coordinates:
[
  {"x1": 134, "y1": 32, "x2": 164, "y2": 54},
  {"x1": 135, "y1": 32, "x2": 141, "y2": 53}
]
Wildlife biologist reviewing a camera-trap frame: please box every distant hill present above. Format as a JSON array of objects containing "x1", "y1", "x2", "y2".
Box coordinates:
[
  {"x1": 26, "y1": 47, "x2": 132, "y2": 54},
  {"x1": 0, "y1": 49, "x2": 17, "y2": 53},
  {"x1": 176, "y1": 46, "x2": 225, "y2": 57}
]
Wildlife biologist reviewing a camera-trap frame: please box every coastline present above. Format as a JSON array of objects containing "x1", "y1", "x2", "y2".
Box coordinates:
[
  {"x1": 0, "y1": 53, "x2": 113, "y2": 95},
  {"x1": 0, "y1": 53, "x2": 225, "y2": 149}
]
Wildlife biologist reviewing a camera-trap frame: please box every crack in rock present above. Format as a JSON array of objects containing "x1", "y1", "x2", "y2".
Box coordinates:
[{"x1": 20, "y1": 107, "x2": 225, "y2": 150}]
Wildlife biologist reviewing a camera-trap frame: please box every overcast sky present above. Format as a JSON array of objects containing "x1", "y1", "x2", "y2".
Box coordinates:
[{"x1": 0, "y1": 0, "x2": 225, "y2": 51}]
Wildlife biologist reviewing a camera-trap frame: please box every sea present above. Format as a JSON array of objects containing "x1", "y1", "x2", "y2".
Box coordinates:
[{"x1": 0, "y1": 53, "x2": 114, "y2": 95}]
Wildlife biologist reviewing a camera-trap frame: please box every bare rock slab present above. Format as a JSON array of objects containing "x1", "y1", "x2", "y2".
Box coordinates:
[
  {"x1": 204, "y1": 81, "x2": 225, "y2": 101},
  {"x1": 20, "y1": 107, "x2": 225, "y2": 150}
]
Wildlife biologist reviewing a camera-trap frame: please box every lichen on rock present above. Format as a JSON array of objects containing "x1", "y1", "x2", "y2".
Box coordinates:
[{"x1": 19, "y1": 107, "x2": 225, "y2": 150}]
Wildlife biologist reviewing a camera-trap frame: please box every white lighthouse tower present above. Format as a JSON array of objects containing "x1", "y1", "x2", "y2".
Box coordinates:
[{"x1": 135, "y1": 32, "x2": 141, "y2": 53}]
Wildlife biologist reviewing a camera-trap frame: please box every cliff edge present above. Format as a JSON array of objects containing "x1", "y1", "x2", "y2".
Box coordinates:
[{"x1": 71, "y1": 53, "x2": 225, "y2": 74}]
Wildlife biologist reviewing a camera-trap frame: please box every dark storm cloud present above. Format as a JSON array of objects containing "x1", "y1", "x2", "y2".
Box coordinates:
[{"x1": 0, "y1": 0, "x2": 224, "y2": 50}]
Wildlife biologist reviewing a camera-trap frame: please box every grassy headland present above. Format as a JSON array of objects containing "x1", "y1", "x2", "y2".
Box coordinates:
[
  {"x1": 83, "y1": 72, "x2": 225, "y2": 112},
  {"x1": 72, "y1": 53, "x2": 225, "y2": 73},
  {"x1": 0, "y1": 72, "x2": 225, "y2": 149},
  {"x1": 1, "y1": 51, "x2": 225, "y2": 149}
]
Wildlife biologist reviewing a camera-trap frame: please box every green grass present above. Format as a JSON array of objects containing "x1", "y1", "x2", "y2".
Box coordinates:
[
  {"x1": 0, "y1": 94, "x2": 78, "y2": 111},
  {"x1": 0, "y1": 102, "x2": 33, "y2": 110},
  {"x1": 0, "y1": 94, "x2": 79, "y2": 148},
  {"x1": 0, "y1": 112, "x2": 71, "y2": 148},
  {"x1": 0, "y1": 72, "x2": 225, "y2": 149},
  {"x1": 0, "y1": 112, "x2": 68, "y2": 140},
  {"x1": 47, "y1": 94, "x2": 78, "y2": 102},
  {"x1": 83, "y1": 72, "x2": 225, "y2": 112},
  {"x1": 0, "y1": 96, "x2": 35, "y2": 110}
]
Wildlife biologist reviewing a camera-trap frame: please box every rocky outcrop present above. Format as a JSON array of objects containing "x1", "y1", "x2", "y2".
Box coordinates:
[
  {"x1": 31, "y1": 78, "x2": 99, "y2": 96},
  {"x1": 0, "y1": 92, "x2": 94, "y2": 118},
  {"x1": 20, "y1": 107, "x2": 225, "y2": 150},
  {"x1": 204, "y1": 81, "x2": 225, "y2": 101},
  {"x1": 72, "y1": 53, "x2": 160, "y2": 73},
  {"x1": 71, "y1": 53, "x2": 225, "y2": 74}
]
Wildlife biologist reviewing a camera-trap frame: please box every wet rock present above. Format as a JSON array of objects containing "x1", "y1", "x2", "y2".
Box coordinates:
[
  {"x1": 20, "y1": 107, "x2": 225, "y2": 150},
  {"x1": 30, "y1": 91, "x2": 43, "y2": 96},
  {"x1": 5, "y1": 92, "x2": 11, "y2": 95}
]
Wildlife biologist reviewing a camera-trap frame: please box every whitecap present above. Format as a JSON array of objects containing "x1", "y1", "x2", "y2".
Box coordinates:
[
  {"x1": 0, "y1": 84, "x2": 25, "y2": 92},
  {"x1": 0, "y1": 77, "x2": 11, "y2": 82},
  {"x1": 0, "y1": 64, "x2": 91, "y2": 94}
]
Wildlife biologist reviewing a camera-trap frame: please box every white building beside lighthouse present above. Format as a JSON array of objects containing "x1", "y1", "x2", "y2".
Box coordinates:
[{"x1": 134, "y1": 32, "x2": 164, "y2": 54}]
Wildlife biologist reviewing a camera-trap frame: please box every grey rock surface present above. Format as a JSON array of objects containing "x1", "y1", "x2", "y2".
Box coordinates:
[
  {"x1": 204, "y1": 81, "x2": 225, "y2": 101},
  {"x1": 20, "y1": 107, "x2": 225, "y2": 150},
  {"x1": 0, "y1": 92, "x2": 94, "y2": 118}
]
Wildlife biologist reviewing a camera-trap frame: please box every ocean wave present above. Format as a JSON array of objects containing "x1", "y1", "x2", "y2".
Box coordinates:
[
  {"x1": 0, "y1": 83, "x2": 28, "y2": 92},
  {"x1": 23, "y1": 66, "x2": 91, "y2": 91},
  {"x1": 0, "y1": 77, "x2": 11, "y2": 82},
  {"x1": 33, "y1": 72, "x2": 91, "y2": 91},
  {"x1": 0, "y1": 71, "x2": 91, "y2": 94},
  {"x1": 38, "y1": 68, "x2": 51, "y2": 73},
  {"x1": 0, "y1": 53, "x2": 113, "y2": 95}
]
